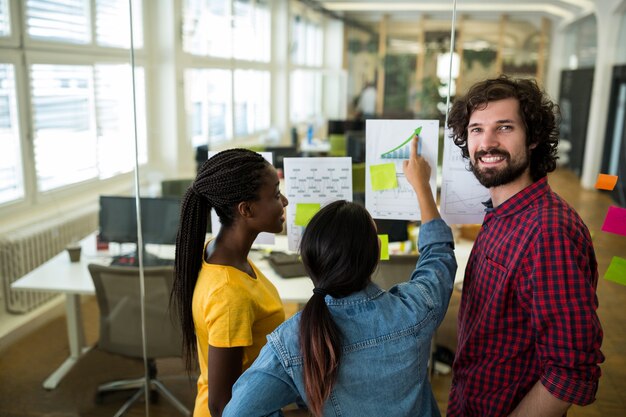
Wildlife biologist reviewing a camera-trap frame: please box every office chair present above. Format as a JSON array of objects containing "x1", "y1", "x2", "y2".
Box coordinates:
[
  {"x1": 161, "y1": 178, "x2": 193, "y2": 199},
  {"x1": 329, "y1": 133, "x2": 347, "y2": 156},
  {"x1": 88, "y1": 264, "x2": 191, "y2": 417}
]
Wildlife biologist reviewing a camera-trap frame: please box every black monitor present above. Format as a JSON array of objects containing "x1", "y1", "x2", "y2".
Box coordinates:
[
  {"x1": 266, "y1": 146, "x2": 299, "y2": 170},
  {"x1": 346, "y1": 130, "x2": 366, "y2": 164},
  {"x1": 374, "y1": 219, "x2": 409, "y2": 242},
  {"x1": 98, "y1": 195, "x2": 181, "y2": 265}
]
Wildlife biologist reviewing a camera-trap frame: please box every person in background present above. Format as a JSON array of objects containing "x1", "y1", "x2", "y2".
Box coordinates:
[
  {"x1": 222, "y1": 136, "x2": 457, "y2": 417},
  {"x1": 170, "y1": 149, "x2": 288, "y2": 417},
  {"x1": 356, "y1": 80, "x2": 377, "y2": 120},
  {"x1": 446, "y1": 75, "x2": 604, "y2": 416}
]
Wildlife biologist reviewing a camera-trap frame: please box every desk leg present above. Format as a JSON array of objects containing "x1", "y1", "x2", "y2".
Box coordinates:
[{"x1": 42, "y1": 294, "x2": 87, "y2": 390}]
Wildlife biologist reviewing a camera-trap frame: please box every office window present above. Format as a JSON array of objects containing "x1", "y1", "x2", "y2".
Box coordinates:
[
  {"x1": 291, "y1": 12, "x2": 323, "y2": 67},
  {"x1": 185, "y1": 69, "x2": 233, "y2": 147},
  {"x1": 31, "y1": 63, "x2": 146, "y2": 191},
  {"x1": 26, "y1": 0, "x2": 91, "y2": 44},
  {"x1": 183, "y1": 0, "x2": 270, "y2": 61},
  {"x1": 0, "y1": 0, "x2": 148, "y2": 205},
  {"x1": 26, "y1": 0, "x2": 143, "y2": 48},
  {"x1": 95, "y1": 64, "x2": 147, "y2": 178},
  {"x1": 0, "y1": 63, "x2": 24, "y2": 204},
  {"x1": 234, "y1": 69, "x2": 270, "y2": 137},
  {"x1": 289, "y1": 3, "x2": 328, "y2": 126},
  {"x1": 232, "y1": 0, "x2": 270, "y2": 62},
  {"x1": 96, "y1": 0, "x2": 143, "y2": 49},
  {"x1": 290, "y1": 69, "x2": 322, "y2": 122},
  {"x1": 0, "y1": 0, "x2": 10, "y2": 37},
  {"x1": 31, "y1": 64, "x2": 95, "y2": 190}
]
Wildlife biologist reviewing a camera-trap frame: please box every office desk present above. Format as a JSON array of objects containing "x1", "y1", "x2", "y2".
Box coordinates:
[
  {"x1": 10, "y1": 233, "x2": 313, "y2": 390},
  {"x1": 299, "y1": 139, "x2": 331, "y2": 156}
]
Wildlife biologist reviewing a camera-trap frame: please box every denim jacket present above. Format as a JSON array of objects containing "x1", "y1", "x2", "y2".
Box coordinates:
[{"x1": 223, "y1": 219, "x2": 456, "y2": 417}]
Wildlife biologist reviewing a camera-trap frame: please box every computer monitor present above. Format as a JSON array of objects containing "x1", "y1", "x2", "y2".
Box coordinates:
[
  {"x1": 98, "y1": 195, "x2": 181, "y2": 265},
  {"x1": 374, "y1": 219, "x2": 409, "y2": 242},
  {"x1": 346, "y1": 130, "x2": 366, "y2": 164},
  {"x1": 266, "y1": 146, "x2": 299, "y2": 170}
]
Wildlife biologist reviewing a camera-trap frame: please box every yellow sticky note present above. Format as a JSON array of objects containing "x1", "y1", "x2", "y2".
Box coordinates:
[
  {"x1": 370, "y1": 163, "x2": 398, "y2": 191},
  {"x1": 295, "y1": 203, "x2": 321, "y2": 226},
  {"x1": 595, "y1": 174, "x2": 618, "y2": 191},
  {"x1": 604, "y1": 256, "x2": 626, "y2": 286},
  {"x1": 379, "y1": 234, "x2": 389, "y2": 260}
]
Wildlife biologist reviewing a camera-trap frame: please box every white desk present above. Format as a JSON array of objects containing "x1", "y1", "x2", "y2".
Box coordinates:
[
  {"x1": 299, "y1": 139, "x2": 331, "y2": 156},
  {"x1": 10, "y1": 233, "x2": 312, "y2": 390}
]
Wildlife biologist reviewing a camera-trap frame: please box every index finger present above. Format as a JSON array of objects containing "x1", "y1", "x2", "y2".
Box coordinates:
[{"x1": 410, "y1": 135, "x2": 419, "y2": 158}]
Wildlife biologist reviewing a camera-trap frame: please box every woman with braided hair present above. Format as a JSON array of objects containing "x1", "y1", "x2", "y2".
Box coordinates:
[
  {"x1": 170, "y1": 148, "x2": 288, "y2": 417},
  {"x1": 223, "y1": 136, "x2": 457, "y2": 417}
]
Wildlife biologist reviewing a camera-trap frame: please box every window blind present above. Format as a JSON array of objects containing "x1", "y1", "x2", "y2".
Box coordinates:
[{"x1": 27, "y1": 0, "x2": 90, "y2": 44}]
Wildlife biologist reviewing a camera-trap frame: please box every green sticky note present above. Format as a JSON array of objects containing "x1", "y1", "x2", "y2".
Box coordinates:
[
  {"x1": 379, "y1": 234, "x2": 389, "y2": 260},
  {"x1": 370, "y1": 163, "x2": 398, "y2": 191},
  {"x1": 295, "y1": 203, "x2": 321, "y2": 226},
  {"x1": 604, "y1": 256, "x2": 626, "y2": 286}
]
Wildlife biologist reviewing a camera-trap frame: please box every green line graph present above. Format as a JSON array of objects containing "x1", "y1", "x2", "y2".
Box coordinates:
[{"x1": 380, "y1": 126, "x2": 422, "y2": 159}]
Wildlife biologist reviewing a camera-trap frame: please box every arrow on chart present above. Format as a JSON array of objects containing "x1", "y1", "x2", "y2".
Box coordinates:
[{"x1": 380, "y1": 126, "x2": 422, "y2": 158}]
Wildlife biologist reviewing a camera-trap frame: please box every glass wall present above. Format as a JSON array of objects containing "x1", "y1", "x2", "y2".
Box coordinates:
[{"x1": 1, "y1": 1, "x2": 625, "y2": 416}]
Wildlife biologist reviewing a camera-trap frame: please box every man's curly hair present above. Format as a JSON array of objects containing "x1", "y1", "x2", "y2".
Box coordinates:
[{"x1": 447, "y1": 75, "x2": 560, "y2": 181}]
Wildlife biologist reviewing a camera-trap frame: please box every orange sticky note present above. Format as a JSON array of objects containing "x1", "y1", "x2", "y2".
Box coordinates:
[{"x1": 595, "y1": 174, "x2": 618, "y2": 191}]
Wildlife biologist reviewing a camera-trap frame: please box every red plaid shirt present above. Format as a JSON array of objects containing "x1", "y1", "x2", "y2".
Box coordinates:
[{"x1": 447, "y1": 177, "x2": 604, "y2": 416}]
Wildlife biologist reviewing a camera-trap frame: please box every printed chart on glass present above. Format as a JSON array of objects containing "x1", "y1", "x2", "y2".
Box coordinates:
[
  {"x1": 283, "y1": 157, "x2": 352, "y2": 251},
  {"x1": 440, "y1": 129, "x2": 490, "y2": 224},
  {"x1": 365, "y1": 119, "x2": 439, "y2": 221},
  {"x1": 209, "y1": 151, "x2": 276, "y2": 245}
]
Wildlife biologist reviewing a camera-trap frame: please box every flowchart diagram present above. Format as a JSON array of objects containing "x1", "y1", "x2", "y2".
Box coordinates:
[{"x1": 283, "y1": 157, "x2": 352, "y2": 251}]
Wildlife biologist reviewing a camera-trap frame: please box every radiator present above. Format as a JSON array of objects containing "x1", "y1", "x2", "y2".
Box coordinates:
[{"x1": 0, "y1": 208, "x2": 98, "y2": 314}]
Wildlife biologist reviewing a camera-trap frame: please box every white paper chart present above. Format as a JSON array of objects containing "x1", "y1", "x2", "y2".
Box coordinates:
[
  {"x1": 208, "y1": 151, "x2": 275, "y2": 245},
  {"x1": 283, "y1": 157, "x2": 352, "y2": 251},
  {"x1": 365, "y1": 119, "x2": 439, "y2": 221},
  {"x1": 440, "y1": 129, "x2": 490, "y2": 224}
]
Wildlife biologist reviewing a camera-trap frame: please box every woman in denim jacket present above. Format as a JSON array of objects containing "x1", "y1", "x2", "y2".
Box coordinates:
[{"x1": 223, "y1": 136, "x2": 457, "y2": 417}]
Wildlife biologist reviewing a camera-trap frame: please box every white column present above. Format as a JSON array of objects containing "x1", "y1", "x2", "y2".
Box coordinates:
[
  {"x1": 544, "y1": 17, "x2": 564, "y2": 101},
  {"x1": 581, "y1": 0, "x2": 626, "y2": 188}
]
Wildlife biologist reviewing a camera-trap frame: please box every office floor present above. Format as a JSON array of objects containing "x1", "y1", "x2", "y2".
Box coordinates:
[{"x1": 0, "y1": 168, "x2": 624, "y2": 416}]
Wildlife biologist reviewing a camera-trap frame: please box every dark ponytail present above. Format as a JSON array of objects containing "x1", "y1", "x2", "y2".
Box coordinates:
[
  {"x1": 298, "y1": 200, "x2": 380, "y2": 416},
  {"x1": 170, "y1": 149, "x2": 269, "y2": 373}
]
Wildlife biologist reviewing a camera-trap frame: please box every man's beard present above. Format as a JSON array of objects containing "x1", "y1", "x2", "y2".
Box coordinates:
[{"x1": 469, "y1": 148, "x2": 531, "y2": 188}]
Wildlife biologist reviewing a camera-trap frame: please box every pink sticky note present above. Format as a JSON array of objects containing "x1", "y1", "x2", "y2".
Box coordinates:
[{"x1": 601, "y1": 206, "x2": 626, "y2": 237}]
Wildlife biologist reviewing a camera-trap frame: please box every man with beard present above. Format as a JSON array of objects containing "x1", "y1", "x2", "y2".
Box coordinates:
[{"x1": 445, "y1": 76, "x2": 604, "y2": 417}]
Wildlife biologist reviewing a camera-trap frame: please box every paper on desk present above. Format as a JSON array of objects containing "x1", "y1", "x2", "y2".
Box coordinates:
[
  {"x1": 283, "y1": 157, "x2": 352, "y2": 251},
  {"x1": 365, "y1": 119, "x2": 439, "y2": 221},
  {"x1": 439, "y1": 128, "x2": 490, "y2": 224},
  {"x1": 209, "y1": 151, "x2": 276, "y2": 245}
]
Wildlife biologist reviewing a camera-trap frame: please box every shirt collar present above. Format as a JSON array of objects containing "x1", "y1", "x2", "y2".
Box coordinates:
[{"x1": 484, "y1": 176, "x2": 550, "y2": 219}]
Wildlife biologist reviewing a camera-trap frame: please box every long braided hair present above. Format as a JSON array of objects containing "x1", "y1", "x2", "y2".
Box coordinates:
[
  {"x1": 170, "y1": 148, "x2": 270, "y2": 372},
  {"x1": 298, "y1": 200, "x2": 380, "y2": 416}
]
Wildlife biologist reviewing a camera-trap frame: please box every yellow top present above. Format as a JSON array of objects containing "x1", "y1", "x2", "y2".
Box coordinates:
[{"x1": 192, "y1": 257, "x2": 285, "y2": 417}]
